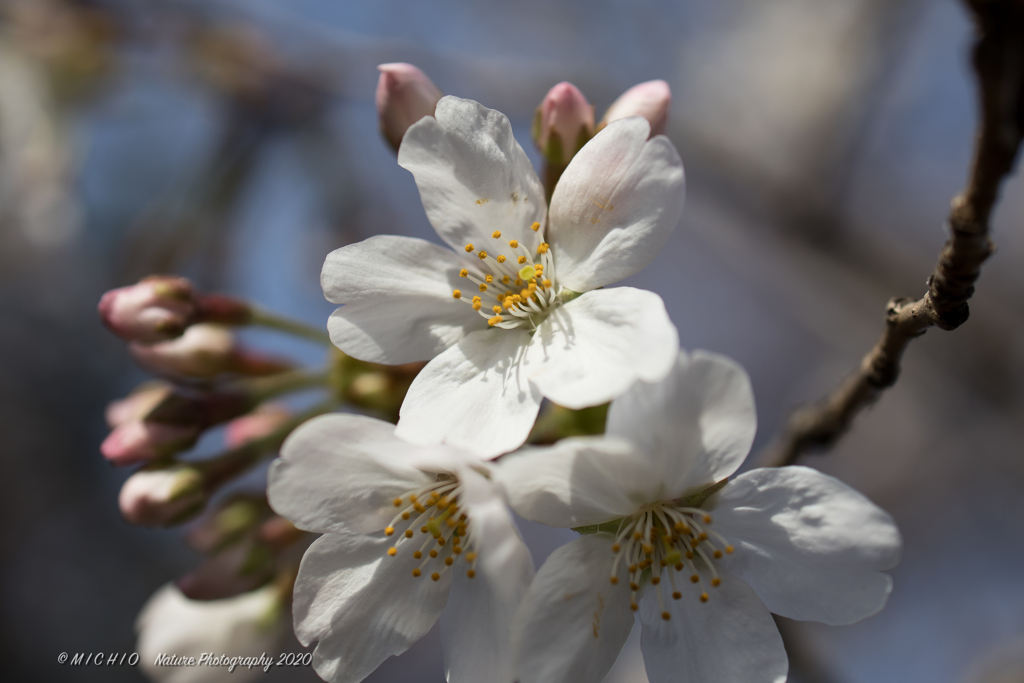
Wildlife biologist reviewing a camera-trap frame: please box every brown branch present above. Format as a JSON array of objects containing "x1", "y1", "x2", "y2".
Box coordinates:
[{"x1": 762, "y1": 0, "x2": 1024, "y2": 468}]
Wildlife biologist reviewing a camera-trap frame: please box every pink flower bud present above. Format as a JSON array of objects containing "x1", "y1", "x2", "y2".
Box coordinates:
[
  {"x1": 99, "y1": 276, "x2": 195, "y2": 344},
  {"x1": 177, "y1": 539, "x2": 275, "y2": 601},
  {"x1": 224, "y1": 404, "x2": 291, "y2": 449},
  {"x1": 101, "y1": 420, "x2": 201, "y2": 466},
  {"x1": 532, "y1": 82, "x2": 595, "y2": 166},
  {"x1": 129, "y1": 323, "x2": 292, "y2": 379},
  {"x1": 119, "y1": 465, "x2": 207, "y2": 527},
  {"x1": 376, "y1": 63, "x2": 442, "y2": 151},
  {"x1": 105, "y1": 382, "x2": 174, "y2": 428},
  {"x1": 600, "y1": 80, "x2": 671, "y2": 137}
]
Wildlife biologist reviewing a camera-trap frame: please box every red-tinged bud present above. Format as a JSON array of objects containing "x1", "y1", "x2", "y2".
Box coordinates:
[
  {"x1": 532, "y1": 82, "x2": 594, "y2": 166},
  {"x1": 177, "y1": 539, "x2": 275, "y2": 601},
  {"x1": 194, "y1": 293, "x2": 254, "y2": 326},
  {"x1": 376, "y1": 62, "x2": 442, "y2": 151},
  {"x1": 258, "y1": 516, "x2": 304, "y2": 552},
  {"x1": 101, "y1": 420, "x2": 201, "y2": 466},
  {"x1": 224, "y1": 404, "x2": 291, "y2": 449},
  {"x1": 105, "y1": 382, "x2": 174, "y2": 428},
  {"x1": 600, "y1": 80, "x2": 671, "y2": 137},
  {"x1": 186, "y1": 497, "x2": 266, "y2": 553},
  {"x1": 99, "y1": 276, "x2": 195, "y2": 344},
  {"x1": 129, "y1": 323, "x2": 292, "y2": 379},
  {"x1": 119, "y1": 465, "x2": 207, "y2": 527}
]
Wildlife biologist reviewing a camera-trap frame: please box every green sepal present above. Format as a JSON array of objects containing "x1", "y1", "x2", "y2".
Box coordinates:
[
  {"x1": 572, "y1": 519, "x2": 625, "y2": 536},
  {"x1": 570, "y1": 478, "x2": 729, "y2": 535}
]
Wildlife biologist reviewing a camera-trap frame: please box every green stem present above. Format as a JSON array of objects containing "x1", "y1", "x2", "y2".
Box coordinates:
[
  {"x1": 249, "y1": 308, "x2": 332, "y2": 346},
  {"x1": 243, "y1": 368, "x2": 331, "y2": 403}
]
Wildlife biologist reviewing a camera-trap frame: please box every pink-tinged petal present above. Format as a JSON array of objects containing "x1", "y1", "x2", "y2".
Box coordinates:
[
  {"x1": 606, "y1": 350, "x2": 756, "y2": 498},
  {"x1": 639, "y1": 569, "x2": 787, "y2": 683},
  {"x1": 712, "y1": 466, "x2": 902, "y2": 625},
  {"x1": 399, "y1": 96, "x2": 547, "y2": 257},
  {"x1": 512, "y1": 534, "x2": 635, "y2": 683},
  {"x1": 533, "y1": 81, "x2": 595, "y2": 165},
  {"x1": 294, "y1": 533, "x2": 451, "y2": 683},
  {"x1": 268, "y1": 414, "x2": 433, "y2": 534},
  {"x1": 376, "y1": 63, "x2": 442, "y2": 151},
  {"x1": 548, "y1": 118, "x2": 684, "y2": 292},
  {"x1": 395, "y1": 328, "x2": 542, "y2": 459},
  {"x1": 524, "y1": 288, "x2": 678, "y2": 409},
  {"x1": 601, "y1": 80, "x2": 672, "y2": 137}
]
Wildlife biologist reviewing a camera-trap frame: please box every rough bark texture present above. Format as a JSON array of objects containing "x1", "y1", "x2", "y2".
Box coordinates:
[{"x1": 763, "y1": 0, "x2": 1024, "y2": 468}]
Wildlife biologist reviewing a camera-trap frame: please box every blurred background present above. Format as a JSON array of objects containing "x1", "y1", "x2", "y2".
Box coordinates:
[{"x1": 1, "y1": 0, "x2": 1022, "y2": 681}]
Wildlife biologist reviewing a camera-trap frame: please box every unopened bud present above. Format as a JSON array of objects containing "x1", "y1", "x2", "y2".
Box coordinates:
[
  {"x1": 120, "y1": 465, "x2": 207, "y2": 527},
  {"x1": 177, "y1": 539, "x2": 275, "y2": 601},
  {"x1": 101, "y1": 420, "x2": 201, "y2": 466},
  {"x1": 129, "y1": 323, "x2": 292, "y2": 379},
  {"x1": 532, "y1": 82, "x2": 594, "y2": 166},
  {"x1": 258, "y1": 516, "x2": 303, "y2": 551},
  {"x1": 187, "y1": 497, "x2": 266, "y2": 553},
  {"x1": 600, "y1": 80, "x2": 671, "y2": 137},
  {"x1": 105, "y1": 382, "x2": 174, "y2": 428},
  {"x1": 376, "y1": 63, "x2": 442, "y2": 151},
  {"x1": 98, "y1": 276, "x2": 194, "y2": 344},
  {"x1": 224, "y1": 404, "x2": 291, "y2": 449}
]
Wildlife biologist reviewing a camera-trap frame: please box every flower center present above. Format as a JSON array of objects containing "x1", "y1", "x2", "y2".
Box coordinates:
[
  {"x1": 451, "y1": 222, "x2": 559, "y2": 330},
  {"x1": 608, "y1": 502, "x2": 734, "y2": 621},
  {"x1": 383, "y1": 476, "x2": 479, "y2": 582}
]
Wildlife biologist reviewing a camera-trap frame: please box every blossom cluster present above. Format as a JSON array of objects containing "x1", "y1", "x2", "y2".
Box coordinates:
[{"x1": 100, "y1": 64, "x2": 902, "y2": 683}]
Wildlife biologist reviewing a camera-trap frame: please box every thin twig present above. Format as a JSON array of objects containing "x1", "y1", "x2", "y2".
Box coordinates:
[{"x1": 762, "y1": 0, "x2": 1024, "y2": 468}]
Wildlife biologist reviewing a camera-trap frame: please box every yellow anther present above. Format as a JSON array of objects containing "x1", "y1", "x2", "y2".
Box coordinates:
[
  {"x1": 413, "y1": 551, "x2": 422, "y2": 559},
  {"x1": 459, "y1": 268, "x2": 468, "y2": 277},
  {"x1": 488, "y1": 315, "x2": 503, "y2": 326},
  {"x1": 699, "y1": 533, "x2": 708, "y2": 541},
  {"x1": 472, "y1": 300, "x2": 482, "y2": 310},
  {"x1": 520, "y1": 289, "x2": 531, "y2": 299},
  {"x1": 447, "y1": 516, "x2": 459, "y2": 527},
  {"x1": 492, "y1": 230, "x2": 502, "y2": 238},
  {"x1": 531, "y1": 222, "x2": 540, "y2": 232},
  {"x1": 431, "y1": 572, "x2": 440, "y2": 582},
  {"x1": 478, "y1": 251, "x2": 488, "y2": 260},
  {"x1": 611, "y1": 544, "x2": 621, "y2": 553},
  {"x1": 685, "y1": 550, "x2": 694, "y2": 560},
  {"x1": 690, "y1": 575, "x2": 700, "y2": 584},
  {"x1": 466, "y1": 569, "x2": 476, "y2": 578},
  {"x1": 479, "y1": 283, "x2": 488, "y2": 292},
  {"x1": 700, "y1": 593, "x2": 709, "y2": 603},
  {"x1": 713, "y1": 550, "x2": 722, "y2": 559},
  {"x1": 725, "y1": 545, "x2": 735, "y2": 554},
  {"x1": 393, "y1": 498, "x2": 403, "y2": 507},
  {"x1": 528, "y1": 283, "x2": 537, "y2": 293},
  {"x1": 437, "y1": 537, "x2": 446, "y2": 546},
  {"x1": 630, "y1": 582, "x2": 639, "y2": 591},
  {"x1": 609, "y1": 576, "x2": 619, "y2": 585},
  {"x1": 517, "y1": 255, "x2": 527, "y2": 265},
  {"x1": 675, "y1": 562, "x2": 684, "y2": 571},
  {"x1": 472, "y1": 296, "x2": 481, "y2": 303},
  {"x1": 401, "y1": 511, "x2": 410, "y2": 520},
  {"x1": 703, "y1": 515, "x2": 712, "y2": 524},
  {"x1": 420, "y1": 526, "x2": 429, "y2": 533},
  {"x1": 711, "y1": 577, "x2": 721, "y2": 587},
  {"x1": 412, "y1": 568, "x2": 421, "y2": 577},
  {"x1": 534, "y1": 263, "x2": 543, "y2": 271},
  {"x1": 502, "y1": 275, "x2": 510, "y2": 284},
  {"x1": 651, "y1": 576, "x2": 661, "y2": 585},
  {"x1": 465, "y1": 552, "x2": 477, "y2": 562},
  {"x1": 387, "y1": 547, "x2": 397, "y2": 556},
  {"x1": 465, "y1": 244, "x2": 474, "y2": 252},
  {"x1": 542, "y1": 279, "x2": 552, "y2": 288},
  {"x1": 661, "y1": 612, "x2": 671, "y2": 621},
  {"x1": 452, "y1": 289, "x2": 462, "y2": 299},
  {"x1": 405, "y1": 529, "x2": 414, "y2": 538},
  {"x1": 414, "y1": 504, "x2": 426, "y2": 513},
  {"x1": 453, "y1": 547, "x2": 462, "y2": 555},
  {"x1": 672, "y1": 591, "x2": 682, "y2": 600},
  {"x1": 690, "y1": 538, "x2": 700, "y2": 547},
  {"x1": 630, "y1": 603, "x2": 638, "y2": 612},
  {"x1": 674, "y1": 522, "x2": 687, "y2": 533},
  {"x1": 628, "y1": 564, "x2": 638, "y2": 573},
  {"x1": 429, "y1": 549, "x2": 438, "y2": 558},
  {"x1": 497, "y1": 254, "x2": 506, "y2": 263},
  {"x1": 537, "y1": 241, "x2": 549, "y2": 252},
  {"x1": 633, "y1": 532, "x2": 643, "y2": 540},
  {"x1": 385, "y1": 526, "x2": 395, "y2": 536},
  {"x1": 515, "y1": 278, "x2": 523, "y2": 286},
  {"x1": 642, "y1": 544, "x2": 653, "y2": 555},
  {"x1": 508, "y1": 240, "x2": 519, "y2": 248},
  {"x1": 445, "y1": 557, "x2": 454, "y2": 566},
  {"x1": 492, "y1": 306, "x2": 502, "y2": 314}
]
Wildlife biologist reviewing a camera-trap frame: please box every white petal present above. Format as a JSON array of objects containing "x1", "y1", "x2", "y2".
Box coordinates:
[
  {"x1": 525, "y1": 288, "x2": 677, "y2": 409},
  {"x1": 399, "y1": 96, "x2": 547, "y2": 255},
  {"x1": 711, "y1": 466, "x2": 902, "y2": 625},
  {"x1": 395, "y1": 328, "x2": 542, "y2": 458},
  {"x1": 268, "y1": 414, "x2": 433, "y2": 534},
  {"x1": 639, "y1": 570, "x2": 787, "y2": 683},
  {"x1": 512, "y1": 534, "x2": 635, "y2": 683},
  {"x1": 606, "y1": 350, "x2": 755, "y2": 498},
  {"x1": 548, "y1": 118, "x2": 685, "y2": 292},
  {"x1": 322, "y1": 235, "x2": 481, "y2": 364},
  {"x1": 495, "y1": 436, "x2": 665, "y2": 527},
  {"x1": 294, "y1": 533, "x2": 451, "y2": 683},
  {"x1": 441, "y1": 468, "x2": 533, "y2": 683}
]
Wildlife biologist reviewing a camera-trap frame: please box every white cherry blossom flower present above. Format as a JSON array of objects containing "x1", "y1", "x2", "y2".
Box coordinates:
[
  {"x1": 321, "y1": 96, "x2": 684, "y2": 457},
  {"x1": 496, "y1": 350, "x2": 902, "y2": 683},
  {"x1": 267, "y1": 413, "x2": 534, "y2": 683}
]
